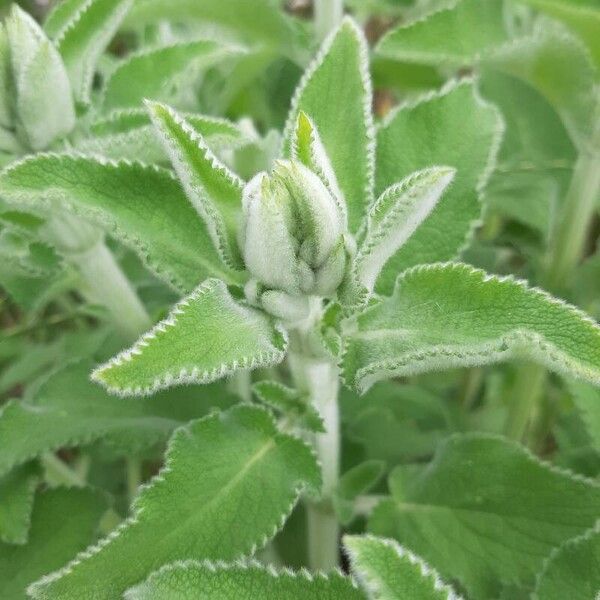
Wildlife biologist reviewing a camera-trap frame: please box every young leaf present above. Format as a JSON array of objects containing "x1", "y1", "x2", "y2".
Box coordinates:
[
  {"x1": 345, "y1": 535, "x2": 461, "y2": 600},
  {"x1": 369, "y1": 433, "x2": 600, "y2": 598},
  {"x1": 533, "y1": 522, "x2": 600, "y2": 600},
  {"x1": 375, "y1": 81, "x2": 502, "y2": 294},
  {"x1": 343, "y1": 262, "x2": 600, "y2": 393},
  {"x1": 125, "y1": 560, "x2": 362, "y2": 599},
  {"x1": 0, "y1": 487, "x2": 107, "y2": 599},
  {"x1": 44, "y1": 0, "x2": 91, "y2": 39},
  {"x1": 355, "y1": 167, "x2": 455, "y2": 292},
  {"x1": 102, "y1": 41, "x2": 241, "y2": 112},
  {"x1": 0, "y1": 461, "x2": 39, "y2": 545},
  {"x1": 55, "y1": 0, "x2": 133, "y2": 103},
  {"x1": 0, "y1": 361, "x2": 237, "y2": 477},
  {"x1": 283, "y1": 17, "x2": 374, "y2": 233},
  {"x1": 333, "y1": 461, "x2": 384, "y2": 525},
  {"x1": 0, "y1": 153, "x2": 244, "y2": 292},
  {"x1": 29, "y1": 405, "x2": 320, "y2": 600},
  {"x1": 147, "y1": 101, "x2": 245, "y2": 270},
  {"x1": 93, "y1": 279, "x2": 287, "y2": 396}
]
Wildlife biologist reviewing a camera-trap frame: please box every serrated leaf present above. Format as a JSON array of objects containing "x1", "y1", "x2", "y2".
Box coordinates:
[
  {"x1": 0, "y1": 361, "x2": 237, "y2": 477},
  {"x1": 102, "y1": 41, "x2": 240, "y2": 112},
  {"x1": 93, "y1": 279, "x2": 287, "y2": 396},
  {"x1": 567, "y1": 380, "x2": 600, "y2": 450},
  {"x1": 533, "y1": 522, "x2": 600, "y2": 600},
  {"x1": 55, "y1": 0, "x2": 133, "y2": 103},
  {"x1": 283, "y1": 18, "x2": 374, "y2": 233},
  {"x1": 343, "y1": 262, "x2": 600, "y2": 393},
  {"x1": 75, "y1": 108, "x2": 246, "y2": 163},
  {"x1": 0, "y1": 487, "x2": 106, "y2": 599},
  {"x1": 355, "y1": 167, "x2": 455, "y2": 292},
  {"x1": 29, "y1": 405, "x2": 320, "y2": 600},
  {"x1": 0, "y1": 153, "x2": 243, "y2": 292},
  {"x1": 369, "y1": 433, "x2": 600, "y2": 598},
  {"x1": 345, "y1": 535, "x2": 461, "y2": 600},
  {"x1": 147, "y1": 101, "x2": 244, "y2": 270},
  {"x1": 0, "y1": 462, "x2": 39, "y2": 545},
  {"x1": 374, "y1": 81, "x2": 502, "y2": 293},
  {"x1": 334, "y1": 461, "x2": 384, "y2": 525},
  {"x1": 125, "y1": 560, "x2": 361, "y2": 599},
  {"x1": 44, "y1": 0, "x2": 90, "y2": 39}
]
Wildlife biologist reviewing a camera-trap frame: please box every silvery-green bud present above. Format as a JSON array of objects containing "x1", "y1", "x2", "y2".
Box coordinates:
[{"x1": 241, "y1": 160, "x2": 348, "y2": 303}]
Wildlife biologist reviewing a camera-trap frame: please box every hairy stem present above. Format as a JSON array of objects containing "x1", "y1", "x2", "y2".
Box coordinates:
[
  {"x1": 42, "y1": 453, "x2": 85, "y2": 487},
  {"x1": 314, "y1": 0, "x2": 344, "y2": 41},
  {"x1": 126, "y1": 458, "x2": 142, "y2": 505}
]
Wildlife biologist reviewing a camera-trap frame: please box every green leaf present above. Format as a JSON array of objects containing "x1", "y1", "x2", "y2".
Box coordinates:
[
  {"x1": 75, "y1": 108, "x2": 246, "y2": 163},
  {"x1": 147, "y1": 101, "x2": 244, "y2": 270},
  {"x1": 55, "y1": 0, "x2": 132, "y2": 103},
  {"x1": 93, "y1": 279, "x2": 287, "y2": 396},
  {"x1": 44, "y1": 0, "x2": 90, "y2": 39},
  {"x1": 567, "y1": 380, "x2": 600, "y2": 450},
  {"x1": 343, "y1": 262, "x2": 600, "y2": 393},
  {"x1": 334, "y1": 461, "x2": 384, "y2": 525},
  {"x1": 0, "y1": 361, "x2": 237, "y2": 477},
  {"x1": 0, "y1": 153, "x2": 243, "y2": 292},
  {"x1": 533, "y1": 522, "x2": 600, "y2": 600},
  {"x1": 0, "y1": 462, "x2": 39, "y2": 545},
  {"x1": 374, "y1": 81, "x2": 502, "y2": 293},
  {"x1": 345, "y1": 534, "x2": 460, "y2": 600},
  {"x1": 375, "y1": 0, "x2": 507, "y2": 66},
  {"x1": 102, "y1": 41, "x2": 240, "y2": 112},
  {"x1": 283, "y1": 17, "x2": 374, "y2": 233},
  {"x1": 29, "y1": 405, "x2": 320, "y2": 600},
  {"x1": 369, "y1": 433, "x2": 600, "y2": 598},
  {"x1": 0, "y1": 487, "x2": 107, "y2": 599},
  {"x1": 125, "y1": 560, "x2": 362, "y2": 599},
  {"x1": 252, "y1": 380, "x2": 324, "y2": 433}
]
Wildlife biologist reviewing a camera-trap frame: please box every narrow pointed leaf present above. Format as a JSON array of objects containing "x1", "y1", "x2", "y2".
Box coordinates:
[
  {"x1": 0, "y1": 154, "x2": 243, "y2": 292},
  {"x1": 375, "y1": 81, "x2": 502, "y2": 293},
  {"x1": 345, "y1": 535, "x2": 461, "y2": 600},
  {"x1": 103, "y1": 41, "x2": 240, "y2": 112},
  {"x1": 369, "y1": 434, "x2": 600, "y2": 598},
  {"x1": 355, "y1": 167, "x2": 455, "y2": 292},
  {"x1": 55, "y1": 0, "x2": 133, "y2": 103},
  {"x1": 148, "y1": 102, "x2": 244, "y2": 269},
  {"x1": 93, "y1": 279, "x2": 287, "y2": 396},
  {"x1": 533, "y1": 523, "x2": 600, "y2": 600},
  {"x1": 0, "y1": 488, "x2": 106, "y2": 599},
  {"x1": 343, "y1": 263, "x2": 600, "y2": 393},
  {"x1": 125, "y1": 561, "x2": 361, "y2": 599},
  {"x1": 44, "y1": 0, "x2": 90, "y2": 39},
  {"x1": 0, "y1": 361, "x2": 237, "y2": 478},
  {"x1": 29, "y1": 406, "x2": 320, "y2": 600},
  {"x1": 0, "y1": 462, "x2": 39, "y2": 545},
  {"x1": 283, "y1": 18, "x2": 374, "y2": 232}
]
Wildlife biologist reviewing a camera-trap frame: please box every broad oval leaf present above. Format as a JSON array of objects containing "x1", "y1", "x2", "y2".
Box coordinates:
[
  {"x1": 0, "y1": 153, "x2": 243, "y2": 292},
  {"x1": 369, "y1": 433, "x2": 600, "y2": 598},
  {"x1": 29, "y1": 405, "x2": 321, "y2": 600},
  {"x1": 93, "y1": 279, "x2": 287, "y2": 396},
  {"x1": 0, "y1": 461, "x2": 39, "y2": 545},
  {"x1": 283, "y1": 17, "x2": 375, "y2": 233},
  {"x1": 345, "y1": 535, "x2": 461, "y2": 600},
  {"x1": 125, "y1": 561, "x2": 361, "y2": 599},
  {"x1": 374, "y1": 81, "x2": 502, "y2": 294},
  {"x1": 343, "y1": 262, "x2": 600, "y2": 393}
]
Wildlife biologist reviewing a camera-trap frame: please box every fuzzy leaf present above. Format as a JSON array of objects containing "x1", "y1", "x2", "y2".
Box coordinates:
[
  {"x1": 567, "y1": 380, "x2": 600, "y2": 450},
  {"x1": 343, "y1": 263, "x2": 600, "y2": 392},
  {"x1": 93, "y1": 279, "x2": 287, "y2": 396},
  {"x1": 0, "y1": 361, "x2": 237, "y2": 477},
  {"x1": 345, "y1": 535, "x2": 460, "y2": 600},
  {"x1": 375, "y1": 81, "x2": 502, "y2": 293},
  {"x1": 283, "y1": 18, "x2": 374, "y2": 233},
  {"x1": 0, "y1": 487, "x2": 106, "y2": 599},
  {"x1": 103, "y1": 41, "x2": 239, "y2": 112},
  {"x1": 0, "y1": 462, "x2": 39, "y2": 545},
  {"x1": 369, "y1": 434, "x2": 600, "y2": 598},
  {"x1": 44, "y1": 0, "x2": 90, "y2": 39},
  {"x1": 355, "y1": 167, "x2": 455, "y2": 292},
  {"x1": 147, "y1": 102, "x2": 244, "y2": 270},
  {"x1": 533, "y1": 523, "x2": 600, "y2": 600},
  {"x1": 0, "y1": 154, "x2": 243, "y2": 292},
  {"x1": 126, "y1": 561, "x2": 361, "y2": 599},
  {"x1": 334, "y1": 461, "x2": 384, "y2": 525},
  {"x1": 29, "y1": 406, "x2": 320, "y2": 600},
  {"x1": 55, "y1": 0, "x2": 132, "y2": 103},
  {"x1": 75, "y1": 108, "x2": 246, "y2": 163}
]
